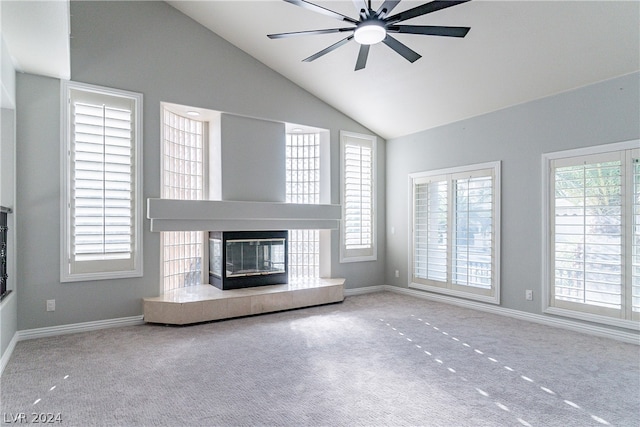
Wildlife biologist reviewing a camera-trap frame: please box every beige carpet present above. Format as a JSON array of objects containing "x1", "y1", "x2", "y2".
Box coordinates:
[{"x1": 1, "y1": 291, "x2": 638, "y2": 426}]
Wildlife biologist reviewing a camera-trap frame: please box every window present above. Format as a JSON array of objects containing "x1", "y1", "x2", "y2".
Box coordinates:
[
  {"x1": 340, "y1": 131, "x2": 376, "y2": 262},
  {"x1": 61, "y1": 81, "x2": 143, "y2": 282},
  {"x1": 544, "y1": 141, "x2": 639, "y2": 327},
  {"x1": 161, "y1": 106, "x2": 207, "y2": 293},
  {"x1": 410, "y1": 162, "x2": 501, "y2": 304},
  {"x1": 286, "y1": 132, "x2": 320, "y2": 278}
]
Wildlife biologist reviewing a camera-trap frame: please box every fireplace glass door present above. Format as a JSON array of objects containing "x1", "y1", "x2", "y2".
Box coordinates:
[
  {"x1": 226, "y1": 238, "x2": 286, "y2": 277},
  {"x1": 209, "y1": 231, "x2": 288, "y2": 290}
]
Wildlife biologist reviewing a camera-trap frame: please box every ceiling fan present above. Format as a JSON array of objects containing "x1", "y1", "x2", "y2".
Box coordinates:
[{"x1": 268, "y1": 0, "x2": 471, "y2": 71}]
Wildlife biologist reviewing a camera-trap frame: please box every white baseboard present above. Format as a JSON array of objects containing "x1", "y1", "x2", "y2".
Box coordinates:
[
  {"x1": 352, "y1": 285, "x2": 640, "y2": 345},
  {"x1": 0, "y1": 331, "x2": 18, "y2": 377},
  {"x1": 344, "y1": 285, "x2": 386, "y2": 296},
  {"x1": 17, "y1": 315, "x2": 145, "y2": 341}
]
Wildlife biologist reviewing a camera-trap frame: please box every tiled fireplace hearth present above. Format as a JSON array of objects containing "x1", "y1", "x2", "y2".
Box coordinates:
[{"x1": 143, "y1": 278, "x2": 345, "y2": 325}]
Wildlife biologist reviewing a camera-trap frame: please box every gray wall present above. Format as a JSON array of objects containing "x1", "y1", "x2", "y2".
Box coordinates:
[
  {"x1": 14, "y1": 1, "x2": 386, "y2": 330},
  {"x1": 1, "y1": 31, "x2": 17, "y2": 363},
  {"x1": 385, "y1": 72, "x2": 639, "y2": 318},
  {"x1": 0, "y1": 107, "x2": 16, "y2": 361},
  {"x1": 220, "y1": 114, "x2": 286, "y2": 202}
]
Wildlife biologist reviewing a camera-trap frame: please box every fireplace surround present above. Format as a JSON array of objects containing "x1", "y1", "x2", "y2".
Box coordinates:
[{"x1": 209, "y1": 231, "x2": 288, "y2": 290}]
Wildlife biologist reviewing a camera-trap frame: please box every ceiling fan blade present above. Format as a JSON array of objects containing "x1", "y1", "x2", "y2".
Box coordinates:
[
  {"x1": 376, "y1": 0, "x2": 400, "y2": 19},
  {"x1": 386, "y1": 0, "x2": 471, "y2": 25},
  {"x1": 268, "y1": 28, "x2": 355, "y2": 39},
  {"x1": 302, "y1": 35, "x2": 354, "y2": 62},
  {"x1": 382, "y1": 34, "x2": 422, "y2": 63},
  {"x1": 355, "y1": 44, "x2": 370, "y2": 71},
  {"x1": 387, "y1": 25, "x2": 470, "y2": 38},
  {"x1": 352, "y1": 0, "x2": 368, "y2": 16},
  {"x1": 283, "y1": 0, "x2": 359, "y2": 25}
]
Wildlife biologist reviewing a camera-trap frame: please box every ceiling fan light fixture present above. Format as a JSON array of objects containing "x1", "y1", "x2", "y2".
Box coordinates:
[
  {"x1": 269, "y1": 0, "x2": 471, "y2": 70},
  {"x1": 354, "y1": 21, "x2": 386, "y2": 45}
]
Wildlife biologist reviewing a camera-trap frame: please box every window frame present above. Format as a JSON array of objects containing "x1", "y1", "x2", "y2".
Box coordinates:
[
  {"x1": 409, "y1": 161, "x2": 501, "y2": 304},
  {"x1": 60, "y1": 80, "x2": 143, "y2": 282},
  {"x1": 542, "y1": 140, "x2": 639, "y2": 330},
  {"x1": 340, "y1": 130, "x2": 377, "y2": 263}
]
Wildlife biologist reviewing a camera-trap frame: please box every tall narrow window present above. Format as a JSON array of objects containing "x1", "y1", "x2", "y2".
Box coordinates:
[
  {"x1": 545, "y1": 142, "x2": 638, "y2": 325},
  {"x1": 632, "y1": 151, "x2": 640, "y2": 317},
  {"x1": 161, "y1": 108, "x2": 206, "y2": 293},
  {"x1": 410, "y1": 162, "x2": 500, "y2": 304},
  {"x1": 61, "y1": 81, "x2": 143, "y2": 282},
  {"x1": 286, "y1": 132, "x2": 320, "y2": 278},
  {"x1": 340, "y1": 131, "x2": 376, "y2": 262}
]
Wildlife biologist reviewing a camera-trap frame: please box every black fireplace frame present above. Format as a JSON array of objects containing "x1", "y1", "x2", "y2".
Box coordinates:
[
  {"x1": 209, "y1": 230, "x2": 288, "y2": 290},
  {"x1": 0, "y1": 206, "x2": 11, "y2": 301}
]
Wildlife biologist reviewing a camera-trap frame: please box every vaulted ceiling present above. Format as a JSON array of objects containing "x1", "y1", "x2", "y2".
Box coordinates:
[
  {"x1": 2, "y1": 1, "x2": 638, "y2": 140},
  {"x1": 167, "y1": 0, "x2": 640, "y2": 139},
  {"x1": 0, "y1": 0, "x2": 70, "y2": 80}
]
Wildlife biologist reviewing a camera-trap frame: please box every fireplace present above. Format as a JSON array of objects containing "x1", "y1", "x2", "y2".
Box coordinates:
[
  {"x1": 0, "y1": 207, "x2": 9, "y2": 300},
  {"x1": 209, "y1": 231, "x2": 288, "y2": 290}
]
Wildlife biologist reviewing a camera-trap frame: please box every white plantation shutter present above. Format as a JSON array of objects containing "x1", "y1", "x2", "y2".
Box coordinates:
[
  {"x1": 632, "y1": 149, "x2": 640, "y2": 319},
  {"x1": 413, "y1": 177, "x2": 448, "y2": 282},
  {"x1": 451, "y1": 171, "x2": 494, "y2": 290},
  {"x1": 410, "y1": 162, "x2": 500, "y2": 304},
  {"x1": 344, "y1": 143, "x2": 372, "y2": 248},
  {"x1": 340, "y1": 132, "x2": 376, "y2": 262},
  {"x1": 551, "y1": 153, "x2": 623, "y2": 315},
  {"x1": 73, "y1": 101, "x2": 133, "y2": 261},
  {"x1": 545, "y1": 143, "x2": 638, "y2": 324},
  {"x1": 62, "y1": 82, "x2": 142, "y2": 281}
]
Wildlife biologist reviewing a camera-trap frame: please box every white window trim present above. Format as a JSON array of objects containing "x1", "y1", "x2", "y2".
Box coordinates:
[
  {"x1": 60, "y1": 80, "x2": 143, "y2": 282},
  {"x1": 408, "y1": 161, "x2": 501, "y2": 305},
  {"x1": 340, "y1": 130, "x2": 377, "y2": 263},
  {"x1": 541, "y1": 139, "x2": 639, "y2": 330}
]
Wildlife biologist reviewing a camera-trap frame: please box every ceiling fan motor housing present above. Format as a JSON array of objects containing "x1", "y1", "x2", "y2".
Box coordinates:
[{"x1": 354, "y1": 20, "x2": 387, "y2": 45}]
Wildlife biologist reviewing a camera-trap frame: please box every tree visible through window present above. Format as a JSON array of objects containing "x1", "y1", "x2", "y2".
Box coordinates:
[{"x1": 547, "y1": 144, "x2": 639, "y2": 323}]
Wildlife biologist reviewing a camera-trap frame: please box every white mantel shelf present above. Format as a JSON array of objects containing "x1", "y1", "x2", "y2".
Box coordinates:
[{"x1": 147, "y1": 199, "x2": 341, "y2": 232}]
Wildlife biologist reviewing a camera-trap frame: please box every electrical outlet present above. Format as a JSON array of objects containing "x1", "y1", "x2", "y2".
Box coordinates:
[
  {"x1": 525, "y1": 290, "x2": 533, "y2": 301},
  {"x1": 395, "y1": 270, "x2": 400, "y2": 278},
  {"x1": 46, "y1": 299, "x2": 55, "y2": 312}
]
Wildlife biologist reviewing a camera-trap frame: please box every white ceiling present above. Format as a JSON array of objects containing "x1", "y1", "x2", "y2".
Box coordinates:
[
  {"x1": 1, "y1": 1, "x2": 638, "y2": 140},
  {"x1": 168, "y1": 0, "x2": 640, "y2": 139},
  {"x1": 0, "y1": 0, "x2": 70, "y2": 80}
]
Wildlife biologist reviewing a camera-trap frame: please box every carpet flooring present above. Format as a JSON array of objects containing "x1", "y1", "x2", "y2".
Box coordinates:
[{"x1": 1, "y1": 291, "x2": 638, "y2": 426}]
